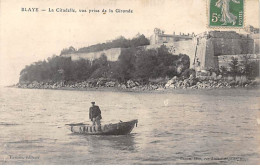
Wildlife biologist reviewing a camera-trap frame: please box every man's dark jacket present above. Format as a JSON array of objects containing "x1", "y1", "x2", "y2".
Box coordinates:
[{"x1": 89, "y1": 105, "x2": 102, "y2": 121}]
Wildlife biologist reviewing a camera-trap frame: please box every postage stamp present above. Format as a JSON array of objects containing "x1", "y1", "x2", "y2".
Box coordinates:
[{"x1": 209, "y1": 0, "x2": 244, "y2": 28}]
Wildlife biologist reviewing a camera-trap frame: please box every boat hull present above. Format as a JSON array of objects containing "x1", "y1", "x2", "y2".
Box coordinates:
[{"x1": 67, "y1": 119, "x2": 138, "y2": 135}]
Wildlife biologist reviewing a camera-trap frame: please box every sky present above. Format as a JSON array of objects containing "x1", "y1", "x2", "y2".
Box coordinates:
[{"x1": 0, "y1": 0, "x2": 259, "y2": 85}]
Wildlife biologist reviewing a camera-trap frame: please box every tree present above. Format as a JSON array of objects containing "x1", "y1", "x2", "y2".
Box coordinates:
[
  {"x1": 60, "y1": 46, "x2": 76, "y2": 55},
  {"x1": 240, "y1": 55, "x2": 259, "y2": 79},
  {"x1": 130, "y1": 34, "x2": 150, "y2": 47},
  {"x1": 70, "y1": 59, "x2": 91, "y2": 81},
  {"x1": 228, "y1": 57, "x2": 239, "y2": 77},
  {"x1": 134, "y1": 46, "x2": 190, "y2": 81},
  {"x1": 90, "y1": 54, "x2": 110, "y2": 78},
  {"x1": 219, "y1": 66, "x2": 228, "y2": 76},
  {"x1": 20, "y1": 44, "x2": 191, "y2": 84},
  {"x1": 135, "y1": 48, "x2": 158, "y2": 81},
  {"x1": 115, "y1": 48, "x2": 137, "y2": 81}
]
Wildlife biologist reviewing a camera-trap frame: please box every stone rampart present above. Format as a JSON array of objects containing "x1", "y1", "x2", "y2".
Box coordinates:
[
  {"x1": 218, "y1": 54, "x2": 260, "y2": 69},
  {"x1": 193, "y1": 31, "x2": 258, "y2": 71},
  {"x1": 61, "y1": 31, "x2": 259, "y2": 72},
  {"x1": 62, "y1": 48, "x2": 122, "y2": 61}
]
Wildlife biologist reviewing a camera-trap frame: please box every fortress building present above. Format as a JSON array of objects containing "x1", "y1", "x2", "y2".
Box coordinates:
[
  {"x1": 61, "y1": 27, "x2": 260, "y2": 73},
  {"x1": 193, "y1": 31, "x2": 260, "y2": 71},
  {"x1": 62, "y1": 48, "x2": 122, "y2": 62},
  {"x1": 149, "y1": 28, "x2": 194, "y2": 45}
]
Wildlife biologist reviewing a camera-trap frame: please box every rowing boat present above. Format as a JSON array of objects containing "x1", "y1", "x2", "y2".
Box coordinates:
[{"x1": 66, "y1": 119, "x2": 138, "y2": 135}]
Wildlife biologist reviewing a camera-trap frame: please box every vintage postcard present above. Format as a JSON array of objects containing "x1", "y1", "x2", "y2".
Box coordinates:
[{"x1": 0, "y1": 0, "x2": 259, "y2": 165}]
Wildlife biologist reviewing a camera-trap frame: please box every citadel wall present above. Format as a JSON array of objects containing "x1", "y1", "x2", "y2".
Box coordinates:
[
  {"x1": 218, "y1": 54, "x2": 260, "y2": 70},
  {"x1": 61, "y1": 31, "x2": 259, "y2": 72},
  {"x1": 193, "y1": 31, "x2": 258, "y2": 71},
  {"x1": 62, "y1": 41, "x2": 196, "y2": 66},
  {"x1": 62, "y1": 48, "x2": 122, "y2": 62}
]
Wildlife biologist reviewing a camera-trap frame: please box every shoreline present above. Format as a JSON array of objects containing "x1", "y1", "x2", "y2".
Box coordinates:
[
  {"x1": 12, "y1": 75, "x2": 260, "y2": 94},
  {"x1": 8, "y1": 83, "x2": 260, "y2": 96}
]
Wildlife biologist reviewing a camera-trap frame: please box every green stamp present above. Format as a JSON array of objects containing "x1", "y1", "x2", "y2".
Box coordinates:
[{"x1": 209, "y1": 0, "x2": 244, "y2": 27}]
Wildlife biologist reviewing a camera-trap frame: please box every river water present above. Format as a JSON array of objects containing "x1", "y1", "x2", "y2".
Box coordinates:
[{"x1": 0, "y1": 87, "x2": 259, "y2": 164}]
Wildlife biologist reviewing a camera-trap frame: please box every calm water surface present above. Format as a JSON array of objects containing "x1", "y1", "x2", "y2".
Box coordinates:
[{"x1": 0, "y1": 87, "x2": 259, "y2": 164}]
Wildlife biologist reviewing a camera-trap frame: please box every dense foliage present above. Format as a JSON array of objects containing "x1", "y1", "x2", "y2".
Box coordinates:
[
  {"x1": 219, "y1": 56, "x2": 259, "y2": 79},
  {"x1": 19, "y1": 45, "x2": 190, "y2": 84},
  {"x1": 60, "y1": 35, "x2": 150, "y2": 55}
]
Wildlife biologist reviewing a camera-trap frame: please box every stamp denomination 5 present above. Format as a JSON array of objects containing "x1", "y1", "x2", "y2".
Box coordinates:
[{"x1": 209, "y1": 0, "x2": 244, "y2": 28}]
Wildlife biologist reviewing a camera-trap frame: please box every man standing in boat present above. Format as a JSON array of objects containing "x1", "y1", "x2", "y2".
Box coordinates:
[{"x1": 89, "y1": 102, "x2": 102, "y2": 126}]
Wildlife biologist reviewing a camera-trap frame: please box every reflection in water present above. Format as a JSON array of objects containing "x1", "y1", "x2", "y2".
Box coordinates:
[{"x1": 79, "y1": 134, "x2": 137, "y2": 152}]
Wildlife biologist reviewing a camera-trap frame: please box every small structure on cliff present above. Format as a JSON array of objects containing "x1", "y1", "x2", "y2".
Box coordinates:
[{"x1": 149, "y1": 28, "x2": 194, "y2": 45}]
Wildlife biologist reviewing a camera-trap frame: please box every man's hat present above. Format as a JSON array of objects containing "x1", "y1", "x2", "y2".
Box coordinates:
[{"x1": 91, "y1": 102, "x2": 95, "y2": 104}]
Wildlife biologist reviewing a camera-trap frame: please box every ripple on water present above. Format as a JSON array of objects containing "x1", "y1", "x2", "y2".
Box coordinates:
[
  {"x1": 0, "y1": 87, "x2": 259, "y2": 164},
  {"x1": 0, "y1": 122, "x2": 20, "y2": 126}
]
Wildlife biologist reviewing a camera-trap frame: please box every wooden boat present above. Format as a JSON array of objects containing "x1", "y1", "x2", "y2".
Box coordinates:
[{"x1": 66, "y1": 119, "x2": 138, "y2": 135}]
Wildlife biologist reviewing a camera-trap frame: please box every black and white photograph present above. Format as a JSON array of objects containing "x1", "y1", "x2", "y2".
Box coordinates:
[{"x1": 0, "y1": 0, "x2": 259, "y2": 165}]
